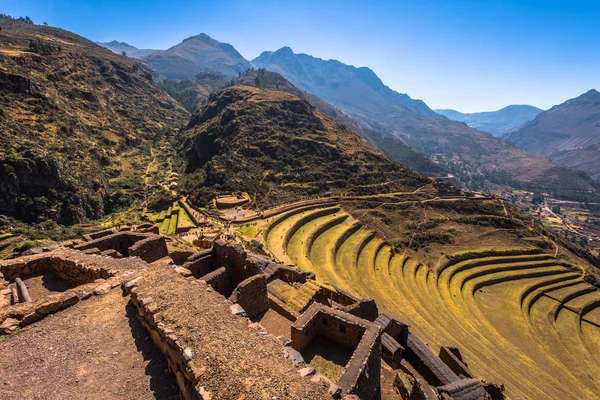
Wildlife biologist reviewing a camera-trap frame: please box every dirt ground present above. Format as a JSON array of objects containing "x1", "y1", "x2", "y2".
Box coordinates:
[
  {"x1": 302, "y1": 336, "x2": 353, "y2": 382},
  {"x1": 254, "y1": 308, "x2": 292, "y2": 340},
  {"x1": 0, "y1": 289, "x2": 179, "y2": 400},
  {"x1": 380, "y1": 361, "x2": 402, "y2": 399},
  {"x1": 20, "y1": 272, "x2": 75, "y2": 300}
]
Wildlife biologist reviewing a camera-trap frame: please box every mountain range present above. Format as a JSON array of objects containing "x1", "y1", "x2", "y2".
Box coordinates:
[
  {"x1": 252, "y1": 47, "x2": 599, "y2": 200},
  {"x1": 2, "y1": 19, "x2": 600, "y2": 227},
  {"x1": 177, "y1": 72, "x2": 430, "y2": 207},
  {"x1": 435, "y1": 105, "x2": 542, "y2": 136},
  {"x1": 109, "y1": 33, "x2": 598, "y2": 201},
  {"x1": 96, "y1": 40, "x2": 157, "y2": 59},
  {"x1": 503, "y1": 89, "x2": 600, "y2": 181},
  {"x1": 144, "y1": 34, "x2": 251, "y2": 79}
]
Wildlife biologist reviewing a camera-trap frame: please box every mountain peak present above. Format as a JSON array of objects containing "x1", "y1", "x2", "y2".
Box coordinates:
[
  {"x1": 275, "y1": 46, "x2": 294, "y2": 54},
  {"x1": 145, "y1": 33, "x2": 251, "y2": 79},
  {"x1": 185, "y1": 33, "x2": 215, "y2": 42},
  {"x1": 582, "y1": 88, "x2": 599, "y2": 97}
]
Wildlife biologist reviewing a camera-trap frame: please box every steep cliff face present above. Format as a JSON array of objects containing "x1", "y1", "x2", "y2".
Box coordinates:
[{"x1": 0, "y1": 19, "x2": 188, "y2": 224}]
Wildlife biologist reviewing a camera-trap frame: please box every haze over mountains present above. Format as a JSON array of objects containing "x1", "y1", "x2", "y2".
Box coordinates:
[
  {"x1": 435, "y1": 105, "x2": 542, "y2": 136},
  {"x1": 250, "y1": 46, "x2": 599, "y2": 200},
  {"x1": 503, "y1": 89, "x2": 600, "y2": 181},
  {"x1": 96, "y1": 40, "x2": 157, "y2": 59}
]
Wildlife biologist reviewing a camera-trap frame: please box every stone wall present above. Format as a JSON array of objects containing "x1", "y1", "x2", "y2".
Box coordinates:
[
  {"x1": 87, "y1": 228, "x2": 116, "y2": 240},
  {"x1": 400, "y1": 331, "x2": 459, "y2": 387},
  {"x1": 439, "y1": 346, "x2": 473, "y2": 379},
  {"x1": 201, "y1": 267, "x2": 234, "y2": 297},
  {"x1": 125, "y1": 284, "x2": 203, "y2": 400},
  {"x1": 169, "y1": 250, "x2": 196, "y2": 266},
  {"x1": 291, "y1": 304, "x2": 381, "y2": 399},
  {"x1": 74, "y1": 232, "x2": 151, "y2": 256},
  {"x1": 267, "y1": 293, "x2": 299, "y2": 321},
  {"x1": 0, "y1": 254, "x2": 111, "y2": 283},
  {"x1": 128, "y1": 236, "x2": 169, "y2": 263},
  {"x1": 229, "y1": 275, "x2": 269, "y2": 318},
  {"x1": 343, "y1": 298, "x2": 379, "y2": 322},
  {"x1": 182, "y1": 250, "x2": 212, "y2": 277}
]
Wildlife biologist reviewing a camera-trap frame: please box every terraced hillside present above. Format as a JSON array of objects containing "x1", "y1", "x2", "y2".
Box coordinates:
[{"x1": 264, "y1": 203, "x2": 600, "y2": 400}]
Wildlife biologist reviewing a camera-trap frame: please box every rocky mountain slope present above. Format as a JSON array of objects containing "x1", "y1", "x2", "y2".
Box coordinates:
[
  {"x1": 503, "y1": 89, "x2": 600, "y2": 181},
  {"x1": 241, "y1": 69, "x2": 443, "y2": 174},
  {"x1": 159, "y1": 70, "x2": 232, "y2": 112},
  {"x1": 436, "y1": 104, "x2": 542, "y2": 135},
  {"x1": 253, "y1": 47, "x2": 600, "y2": 201},
  {"x1": 144, "y1": 33, "x2": 251, "y2": 79},
  {"x1": 0, "y1": 19, "x2": 188, "y2": 224},
  {"x1": 96, "y1": 40, "x2": 157, "y2": 59},
  {"x1": 176, "y1": 82, "x2": 431, "y2": 207}
]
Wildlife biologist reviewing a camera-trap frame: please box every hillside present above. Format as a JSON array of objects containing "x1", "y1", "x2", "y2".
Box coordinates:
[
  {"x1": 0, "y1": 19, "x2": 188, "y2": 224},
  {"x1": 503, "y1": 89, "x2": 600, "y2": 181},
  {"x1": 253, "y1": 47, "x2": 600, "y2": 201},
  {"x1": 159, "y1": 70, "x2": 232, "y2": 112},
  {"x1": 436, "y1": 104, "x2": 542, "y2": 135},
  {"x1": 144, "y1": 33, "x2": 251, "y2": 79},
  {"x1": 97, "y1": 40, "x2": 158, "y2": 59},
  {"x1": 176, "y1": 84, "x2": 431, "y2": 207}
]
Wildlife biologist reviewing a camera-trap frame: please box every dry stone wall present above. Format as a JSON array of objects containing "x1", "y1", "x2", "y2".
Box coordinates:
[
  {"x1": 229, "y1": 275, "x2": 269, "y2": 318},
  {"x1": 129, "y1": 236, "x2": 169, "y2": 263},
  {"x1": 291, "y1": 303, "x2": 381, "y2": 399}
]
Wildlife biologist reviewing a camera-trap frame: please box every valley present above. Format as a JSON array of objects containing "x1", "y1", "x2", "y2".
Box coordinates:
[{"x1": 1, "y1": 10, "x2": 599, "y2": 400}]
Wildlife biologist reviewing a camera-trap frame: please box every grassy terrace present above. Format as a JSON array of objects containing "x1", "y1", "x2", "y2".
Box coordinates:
[
  {"x1": 264, "y1": 204, "x2": 600, "y2": 400},
  {"x1": 147, "y1": 201, "x2": 197, "y2": 235}
]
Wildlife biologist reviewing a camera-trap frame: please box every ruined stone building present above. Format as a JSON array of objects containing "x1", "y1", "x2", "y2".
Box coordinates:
[{"x1": 0, "y1": 229, "x2": 501, "y2": 399}]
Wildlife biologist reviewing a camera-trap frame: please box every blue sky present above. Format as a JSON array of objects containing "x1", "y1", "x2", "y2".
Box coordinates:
[{"x1": 2, "y1": 0, "x2": 599, "y2": 112}]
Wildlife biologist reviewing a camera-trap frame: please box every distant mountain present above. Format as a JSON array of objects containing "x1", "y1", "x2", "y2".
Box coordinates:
[
  {"x1": 253, "y1": 47, "x2": 438, "y2": 119},
  {"x1": 435, "y1": 105, "x2": 542, "y2": 136},
  {"x1": 143, "y1": 33, "x2": 251, "y2": 79},
  {"x1": 503, "y1": 89, "x2": 600, "y2": 181},
  {"x1": 253, "y1": 47, "x2": 600, "y2": 201},
  {"x1": 96, "y1": 40, "x2": 157, "y2": 59}
]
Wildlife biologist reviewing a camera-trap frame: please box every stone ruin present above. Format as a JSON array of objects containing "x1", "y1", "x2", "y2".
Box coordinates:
[{"x1": 0, "y1": 229, "x2": 505, "y2": 399}]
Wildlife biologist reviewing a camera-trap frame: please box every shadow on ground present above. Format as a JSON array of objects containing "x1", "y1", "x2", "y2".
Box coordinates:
[{"x1": 126, "y1": 300, "x2": 181, "y2": 400}]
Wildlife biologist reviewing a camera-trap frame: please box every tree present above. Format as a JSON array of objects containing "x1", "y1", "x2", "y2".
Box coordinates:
[
  {"x1": 43, "y1": 22, "x2": 48, "y2": 26},
  {"x1": 121, "y1": 51, "x2": 127, "y2": 57},
  {"x1": 531, "y1": 190, "x2": 544, "y2": 205}
]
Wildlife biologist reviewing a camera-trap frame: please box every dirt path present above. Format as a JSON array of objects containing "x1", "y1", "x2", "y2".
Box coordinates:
[{"x1": 0, "y1": 290, "x2": 179, "y2": 400}]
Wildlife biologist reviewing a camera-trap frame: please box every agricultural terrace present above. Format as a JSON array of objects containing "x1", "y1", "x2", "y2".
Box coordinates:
[
  {"x1": 146, "y1": 201, "x2": 197, "y2": 235},
  {"x1": 262, "y1": 200, "x2": 600, "y2": 400}
]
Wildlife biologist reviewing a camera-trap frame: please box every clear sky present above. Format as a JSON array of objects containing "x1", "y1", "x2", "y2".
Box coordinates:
[{"x1": 3, "y1": 0, "x2": 599, "y2": 112}]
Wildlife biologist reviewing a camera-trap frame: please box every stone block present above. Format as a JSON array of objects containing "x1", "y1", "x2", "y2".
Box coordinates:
[
  {"x1": 36, "y1": 300, "x2": 63, "y2": 315},
  {"x1": 0, "y1": 317, "x2": 20, "y2": 333}
]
